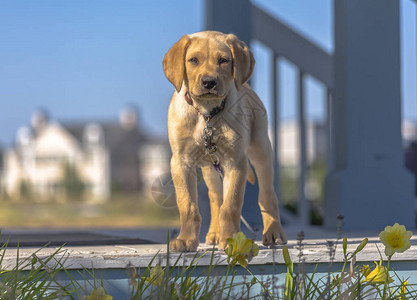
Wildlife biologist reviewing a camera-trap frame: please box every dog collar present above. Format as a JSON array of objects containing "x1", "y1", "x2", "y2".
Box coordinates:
[{"x1": 184, "y1": 91, "x2": 226, "y2": 123}]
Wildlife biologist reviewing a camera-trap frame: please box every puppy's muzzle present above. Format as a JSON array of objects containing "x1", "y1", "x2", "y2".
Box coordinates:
[{"x1": 201, "y1": 76, "x2": 217, "y2": 90}]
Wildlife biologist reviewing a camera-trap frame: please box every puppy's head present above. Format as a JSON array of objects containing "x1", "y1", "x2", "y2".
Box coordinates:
[{"x1": 163, "y1": 31, "x2": 255, "y2": 100}]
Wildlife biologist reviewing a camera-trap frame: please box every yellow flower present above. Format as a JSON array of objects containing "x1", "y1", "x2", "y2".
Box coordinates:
[
  {"x1": 225, "y1": 232, "x2": 259, "y2": 267},
  {"x1": 143, "y1": 264, "x2": 164, "y2": 287},
  {"x1": 379, "y1": 223, "x2": 413, "y2": 257},
  {"x1": 398, "y1": 280, "x2": 408, "y2": 299},
  {"x1": 183, "y1": 277, "x2": 199, "y2": 298},
  {"x1": 83, "y1": 287, "x2": 113, "y2": 300},
  {"x1": 362, "y1": 260, "x2": 393, "y2": 284},
  {"x1": 360, "y1": 264, "x2": 371, "y2": 277}
]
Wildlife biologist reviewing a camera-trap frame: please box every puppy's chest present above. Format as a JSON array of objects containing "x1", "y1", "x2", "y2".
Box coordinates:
[{"x1": 191, "y1": 119, "x2": 241, "y2": 159}]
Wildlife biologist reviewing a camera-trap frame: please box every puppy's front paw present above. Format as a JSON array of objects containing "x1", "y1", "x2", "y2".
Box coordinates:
[
  {"x1": 170, "y1": 238, "x2": 199, "y2": 252},
  {"x1": 262, "y1": 221, "x2": 287, "y2": 245},
  {"x1": 218, "y1": 239, "x2": 228, "y2": 251},
  {"x1": 205, "y1": 231, "x2": 219, "y2": 245},
  {"x1": 218, "y1": 228, "x2": 241, "y2": 250}
]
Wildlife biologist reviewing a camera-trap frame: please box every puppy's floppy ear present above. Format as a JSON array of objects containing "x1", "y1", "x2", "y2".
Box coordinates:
[
  {"x1": 227, "y1": 34, "x2": 255, "y2": 90},
  {"x1": 163, "y1": 35, "x2": 190, "y2": 92}
]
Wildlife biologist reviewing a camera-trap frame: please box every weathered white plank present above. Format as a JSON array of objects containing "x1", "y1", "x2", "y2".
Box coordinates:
[{"x1": 3, "y1": 235, "x2": 416, "y2": 270}]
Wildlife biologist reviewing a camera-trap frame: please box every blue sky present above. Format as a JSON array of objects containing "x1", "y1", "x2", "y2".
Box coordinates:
[{"x1": 0, "y1": 0, "x2": 415, "y2": 146}]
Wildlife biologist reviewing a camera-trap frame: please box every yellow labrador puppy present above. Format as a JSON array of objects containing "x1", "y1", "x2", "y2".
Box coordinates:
[{"x1": 163, "y1": 31, "x2": 287, "y2": 251}]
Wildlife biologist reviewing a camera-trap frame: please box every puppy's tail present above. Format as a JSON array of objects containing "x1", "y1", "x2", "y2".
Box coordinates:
[{"x1": 247, "y1": 160, "x2": 256, "y2": 185}]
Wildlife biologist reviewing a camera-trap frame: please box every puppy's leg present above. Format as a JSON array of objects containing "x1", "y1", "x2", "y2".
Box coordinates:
[
  {"x1": 170, "y1": 156, "x2": 201, "y2": 252},
  {"x1": 218, "y1": 159, "x2": 247, "y2": 250},
  {"x1": 248, "y1": 136, "x2": 287, "y2": 245},
  {"x1": 201, "y1": 166, "x2": 223, "y2": 245}
]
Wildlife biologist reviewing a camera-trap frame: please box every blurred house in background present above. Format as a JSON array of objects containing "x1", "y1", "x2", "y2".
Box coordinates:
[
  {"x1": 1, "y1": 108, "x2": 171, "y2": 201},
  {"x1": 139, "y1": 139, "x2": 172, "y2": 193}
]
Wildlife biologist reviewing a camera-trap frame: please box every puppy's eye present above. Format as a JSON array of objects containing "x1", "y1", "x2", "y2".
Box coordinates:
[
  {"x1": 218, "y1": 58, "x2": 229, "y2": 65},
  {"x1": 188, "y1": 57, "x2": 199, "y2": 65}
]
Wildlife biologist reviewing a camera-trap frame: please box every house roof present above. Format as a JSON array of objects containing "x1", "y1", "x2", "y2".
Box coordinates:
[{"x1": 61, "y1": 121, "x2": 148, "y2": 151}]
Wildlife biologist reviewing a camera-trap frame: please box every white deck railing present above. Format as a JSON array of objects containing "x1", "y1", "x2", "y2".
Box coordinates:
[{"x1": 250, "y1": 3, "x2": 333, "y2": 226}]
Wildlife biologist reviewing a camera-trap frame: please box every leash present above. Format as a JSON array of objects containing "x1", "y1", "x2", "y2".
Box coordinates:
[{"x1": 185, "y1": 91, "x2": 256, "y2": 235}]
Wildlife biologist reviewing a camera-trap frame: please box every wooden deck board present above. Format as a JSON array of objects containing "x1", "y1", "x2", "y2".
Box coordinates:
[{"x1": 2, "y1": 226, "x2": 416, "y2": 270}]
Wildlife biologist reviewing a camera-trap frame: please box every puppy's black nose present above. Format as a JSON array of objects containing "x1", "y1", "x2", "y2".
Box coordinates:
[{"x1": 201, "y1": 76, "x2": 217, "y2": 90}]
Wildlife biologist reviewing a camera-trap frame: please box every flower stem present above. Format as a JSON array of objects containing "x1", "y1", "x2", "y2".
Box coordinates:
[
  {"x1": 244, "y1": 266, "x2": 275, "y2": 299},
  {"x1": 383, "y1": 255, "x2": 392, "y2": 299}
]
